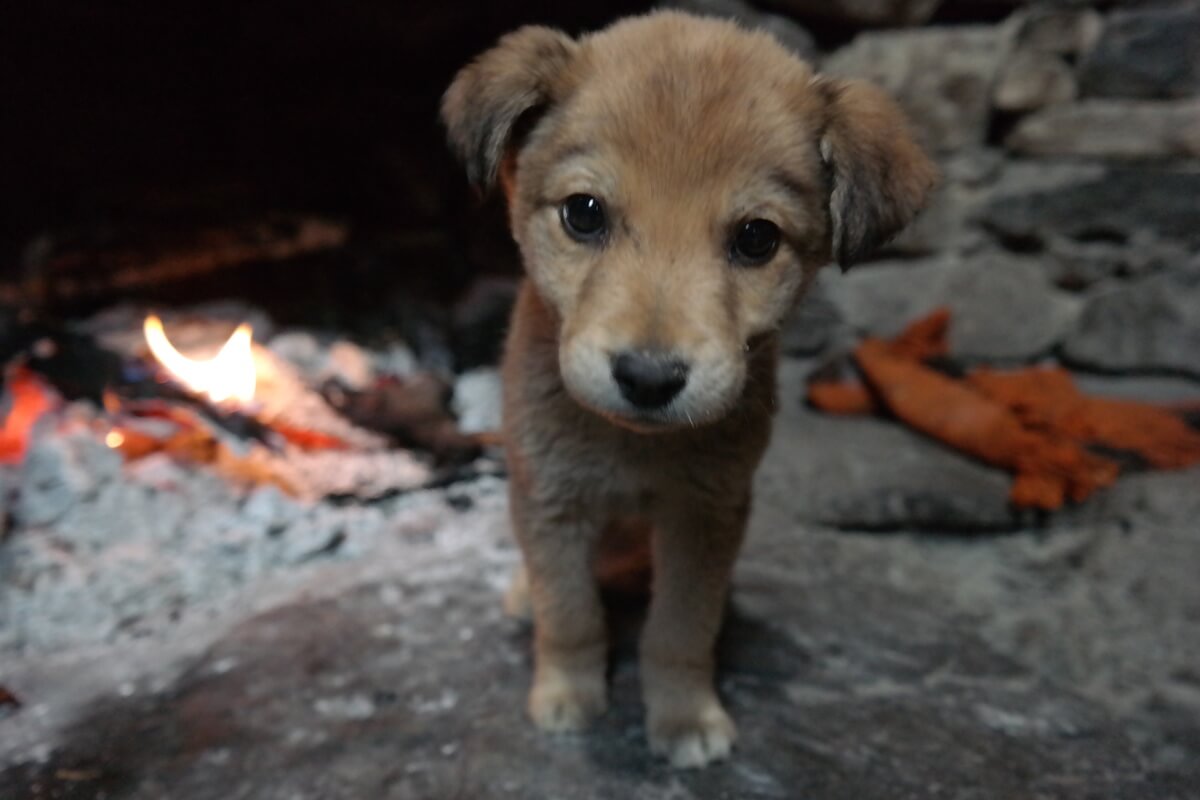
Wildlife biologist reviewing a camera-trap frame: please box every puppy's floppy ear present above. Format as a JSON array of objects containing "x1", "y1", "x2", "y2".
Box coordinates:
[
  {"x1": 818, "y1": 78, "x2": 939, "y2": 270},
  {"x1": 441, "y1": 26, "x2": 578, "y2": 189}
]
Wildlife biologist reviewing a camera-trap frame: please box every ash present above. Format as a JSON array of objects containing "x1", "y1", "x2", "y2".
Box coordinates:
[{"x1": 0, "y1": 304, "x2": 508, "y2": 656}]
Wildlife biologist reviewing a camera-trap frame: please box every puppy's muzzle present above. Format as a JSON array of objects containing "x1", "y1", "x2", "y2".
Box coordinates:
[{"x1": 611, "y1": 350, "x2": 690, "y2": 409}]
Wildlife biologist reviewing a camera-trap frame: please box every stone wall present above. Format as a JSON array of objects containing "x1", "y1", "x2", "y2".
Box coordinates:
[{"x1": 780, "y1": 1, "x2": 1200, "y2": 382}]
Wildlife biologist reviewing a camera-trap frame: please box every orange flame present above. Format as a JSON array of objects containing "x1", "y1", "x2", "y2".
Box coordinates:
[
  {"x1": 143, "y1": 315, "x2": 256, "y2": 405},
  {"x1": 0, "y1": 368, "x2": 57, "y2": 464}
]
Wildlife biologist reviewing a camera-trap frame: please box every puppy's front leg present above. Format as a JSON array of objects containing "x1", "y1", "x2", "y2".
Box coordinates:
[
  {"x1": 511, "y1": 495, "x2": 608, "y2": 732},
  {"x1": 641, "y1": 497, "x2": 748, "y2": 768}
]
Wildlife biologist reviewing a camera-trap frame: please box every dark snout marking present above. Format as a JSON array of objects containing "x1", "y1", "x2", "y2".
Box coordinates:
[{"x1": 611, "y1": 350, "x2": 689, "y2": 409}]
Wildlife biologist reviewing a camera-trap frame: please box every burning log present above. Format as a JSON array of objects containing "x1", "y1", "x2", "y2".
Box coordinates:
[
  {"x1": 0, "y1": 302, "x2": 498, "y2": 501},
  {"x1": 143, "y1": 314, "x2": 256, "y2": 405},
  {"x1": 322, "y1": 373, "x2": 485, "y2": 465}
]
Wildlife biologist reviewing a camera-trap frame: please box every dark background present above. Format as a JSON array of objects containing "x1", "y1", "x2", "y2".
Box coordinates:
[{"x1": 1, "y1": 1, "x2": 652, "y2": 324}]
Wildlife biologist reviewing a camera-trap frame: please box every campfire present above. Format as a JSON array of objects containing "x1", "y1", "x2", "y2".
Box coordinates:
[
  {"x1": 142, "y1": 314, "x2": 257, "y2": 407},
  {"x1": 0, "y1": 305, "x2": 498, "y2": 502}
]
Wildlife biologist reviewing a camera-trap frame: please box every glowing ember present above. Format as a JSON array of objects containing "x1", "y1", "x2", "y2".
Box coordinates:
[
  {"x1": 0, "y1": 368, "x2": 57, "y2": 464},
  {"x1": 143, "y1": 315, "x2": 257, "y2": 405}
]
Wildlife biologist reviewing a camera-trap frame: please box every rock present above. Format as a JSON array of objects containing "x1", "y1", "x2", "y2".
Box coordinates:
[
  {"x1": 1071, "y1": 373, "x2": 1200, "y2": 406},
  {"x1": 1005, "y1": 99, "x2": 1200, "y2": 159},
  {"x1": 771, "y1": 390, "x2": 1022, "y2": 531},
  {"x1": 886, "y1": 148, "x2": 1005, "y2": 257},
  {"x1": 781, "y1": 276, "x2": 845, "y2": 357},
  {"x1": 1009, "y1": 5, "x2": 1103, "y2": 57},
  {"x1": 993, "y1": 50, "x2": 1076, "y2": 112},
  {"x1": 1041, "y1": 231, "x2": 1193, "y2": 291},
  {"x1": 755, "y1": 12, "x2": 820, "y2": 61},
  {"x1": 825, "y1": 254, "x2": 1079, "y2": 361},
  {"x1": 1061, "y1": 272, "x2": 1200, "y2": 379},
  {"x1": 661, "y1": 0, "x2": 817, "y2": 60},
  {"x1": 451, "y1": 368, "x2": 503, "y2": 434},
  {"x1": 985, "y1": 158, "x2": 1107, "y2": 199},
  {"x1": 766, "y1": 0, "x2": 942, "y2": 27},
  {"x1": 1080, "y1": 5, "x2": 1200, "y2": 100},
  {"x1": 981, "y1": 167, "x2": 1200, "y2": 250},
  {"x1": 823, "y1": 27, "x2": 1003, "y2": 153}
]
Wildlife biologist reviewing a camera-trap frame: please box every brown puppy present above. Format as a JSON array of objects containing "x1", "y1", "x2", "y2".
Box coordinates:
[{"x1": 442, "y1": 11, "x2": 936, "y2": 768}]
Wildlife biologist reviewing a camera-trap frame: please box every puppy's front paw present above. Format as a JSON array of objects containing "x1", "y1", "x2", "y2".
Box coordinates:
[
  {"x1": 647, "y1": 696, "x2": 737, "y2": 769},
  {"x1": 528, "y1": 664, "x2": 607, "y2": 732}
]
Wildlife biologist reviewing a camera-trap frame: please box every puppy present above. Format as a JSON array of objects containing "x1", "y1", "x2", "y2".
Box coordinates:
[{"x1": 442, "y1": 11, "x2": 936, "y2": 768}]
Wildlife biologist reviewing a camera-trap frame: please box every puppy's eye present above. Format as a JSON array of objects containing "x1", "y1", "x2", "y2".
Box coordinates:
[
  {"x1": 560, "y1": 194, "x2": 607, "y2": 242},
  {"x1": 730, "y1": 219, "x2": 780, "y2": 266}
]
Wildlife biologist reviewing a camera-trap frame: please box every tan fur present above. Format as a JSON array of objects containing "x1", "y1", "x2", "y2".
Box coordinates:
[{"x1": 442, "y1": 11, "x2": 936, "y2": 768}]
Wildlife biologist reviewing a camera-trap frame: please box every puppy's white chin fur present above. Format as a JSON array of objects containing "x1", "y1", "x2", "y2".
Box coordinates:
[{"x1": 558, "y1": 346, "x2": 745, "y2": 434}]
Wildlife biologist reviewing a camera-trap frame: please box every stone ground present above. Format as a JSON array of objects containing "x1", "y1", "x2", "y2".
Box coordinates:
[{"x1": 2, "y1": 362, "x2": 1199, "y2": 800}]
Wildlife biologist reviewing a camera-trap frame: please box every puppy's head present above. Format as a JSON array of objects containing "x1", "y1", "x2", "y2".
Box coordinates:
[{"x1": 443, "y1": 12, "x2": 936, "y2": 432}]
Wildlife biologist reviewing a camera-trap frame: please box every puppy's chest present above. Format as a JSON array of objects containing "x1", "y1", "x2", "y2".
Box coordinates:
[{"x1": 521, "y1": 419, "x2": 741, "y2": 513}]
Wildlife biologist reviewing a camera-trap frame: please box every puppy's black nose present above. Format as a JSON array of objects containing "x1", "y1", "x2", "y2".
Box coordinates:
[{"x1": 611, "y1": 351, "x2": 689, "y2": 409}]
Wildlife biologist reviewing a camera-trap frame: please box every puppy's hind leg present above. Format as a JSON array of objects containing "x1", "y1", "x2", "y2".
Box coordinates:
[
  {"x1": 511, "y1": 495, "x2": 608, "y2": 733},
  {"x1": 641, "y1": 497, "x2": 748, "y2": 768}
]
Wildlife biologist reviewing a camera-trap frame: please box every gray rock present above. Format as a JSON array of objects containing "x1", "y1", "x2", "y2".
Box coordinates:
[
  {"x1": 1009, "y1": 5, "x2": 1103, "y2": 57},
  {"x1": 766, "y1": 0, "x2": 942, "y2": 27},
  {"x1": 887, "y1": 148, "x2": 1005, "y2": 257},
  {"x1": 1005, "y1": 99, "x2": 1200, "y2": 159},
  {"x1": 993, "y1": 50, "x2": 1077, "y2": 112},
  {"x1": 825, "y1": 254, "x2": 1080, "y2": 361},
  {"x1": 1042, "y1": 231, "x2": 1193, "y2": 291},
  {"x1": 1062, "y1": 272, "x2": 1200, "y2": 379},
  {"x1": 981, "y1": 167, "x2": 1200, "y2": 249},
  {"x1": 662, "y1": 0, "x2": 817, "y2": 60},
  {"x1": 771, "y1": 388, "x2": 1021, "y2": 531},
  {"x1": 1071, "y1": 372, "x2": 1200, "y2": 405},
  {"x1": 823, "y1": 27, "x2": 1004, "y2": 153},
  {"x1": 985, "y1": 158, "x2": 1107, "y2": 199},
  {"x1": 781, "y1": 276, "x2": 845, "y2": 357},
  {"x1": 1080, "y1": 5, "x2": 1200, "y2": 100}
]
